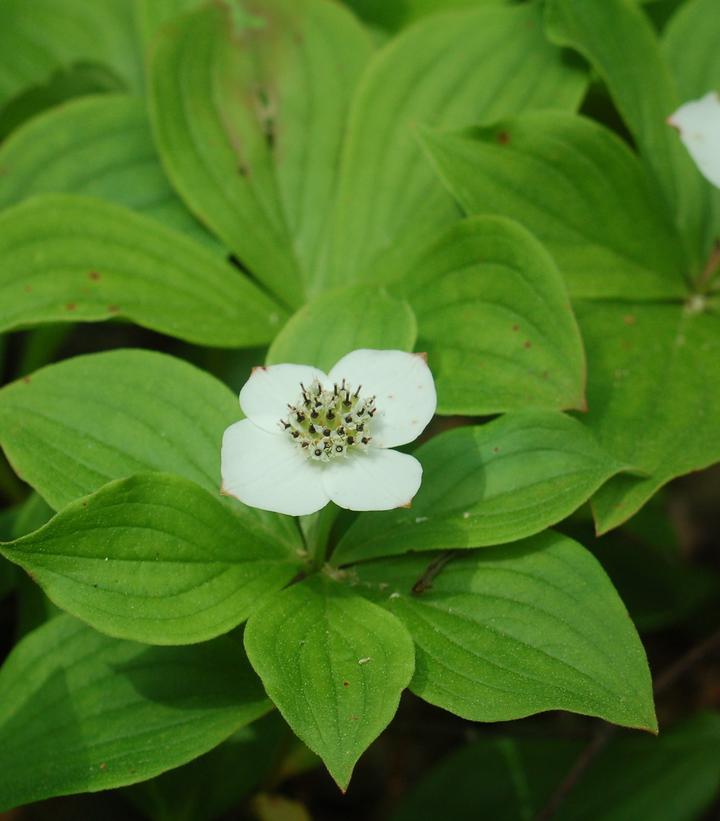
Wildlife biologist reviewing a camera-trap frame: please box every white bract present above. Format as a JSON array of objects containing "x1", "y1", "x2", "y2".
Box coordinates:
[
  {"x1": 668, "y1": 91, "x2": 720, "y2": 189},
  {"x1": 221, "y1": 349, "x2": 437, "y2": 516}
]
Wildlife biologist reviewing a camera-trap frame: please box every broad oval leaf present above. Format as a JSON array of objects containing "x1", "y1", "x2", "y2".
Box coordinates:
[
  {"x1": 1, "y1": 474, "x2": 301, "y2": 645},
  {"x1": 0, "y1": 0, "x2": 143, "y2": 112},
  {"x1": 333, "y1": 412, "x2": 624, "y2": 566},
  {"x1": 343, "y1": 0, "x2": 510, "y2": 33},
  {"x1": 390, "y1": 216, "x2": 586, "y2": 413},
  {"x1": 244, "y1": 575, "x2": 415, "y2": 790},
  {"x1": 575, "y1": 301, "x2": 720, "y2": 533},
  {"x1": 353, "y1": 532, "x2": 656, "y2": 730},
  {"x1": 0, "y1": 348, "x2": 301, "y2": 550},
  {"x1": 420, "y1": 114, "x2": 689, "y2": 300},
  {"x1": 392, "y1": 713, "x2": 720, "y2": 821},
  {"x1": 0, "y1": 349, "x2": 236, "y2": 509},
  {"x1": 149, "y1": 0, "x2": 372, "y2": 306},
  {"x1": 0, "y1": 95, "x2": 220, "y2": 248},
  {"x1": 0, "y1": 193, "x2": 285, "y2": 345},
  {"x1": 319, "y1": 1, "x2": 587, "y2": 291},
  {"x1": 0, "y1": 615, "x2": 269, "y2": 812},
  {"x1": 545, "y1": 0, "x2": 707, "y2": 267},
  {"x1": 267, "y1": 286, "x2": 417, "y2": 372}
]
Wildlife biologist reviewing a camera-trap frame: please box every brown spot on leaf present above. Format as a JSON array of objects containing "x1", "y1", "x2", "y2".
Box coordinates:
[
  {"x1": 24, "y1": 284, "x2": 32, "y2": 293},
  {"x1": 343, "y1": 680, "x2": 350, "y2": 688},
  {"x1": 623, "y1": 314, "x2": 636, "y2": 325},
  {"x1": 493, "y1": 447, "x2": 501, "y2": 454},
  {"x1": 107, "y1": 304, "x2": 120, "y2": 313},
  {"x1": 497, "y1": 131, "x2": 510, "y2": 145},
  {"x1": 66, "y1": 303, "x2": 76, "y2": 312},
  {"x1": 99, "y1": 763, "x2": 107, "y2": 771},
  {"x1": 523, "y1": 340, "x2": 532, "y2": 349},
  {"x1": 88, "y1": 271, "x2": 101, "y2": 281},
  {"x1": 22, "y1": 376, "x2": 31, "y2": 384},
  {"x1": 511, "y1": 323, "x2": 519, "y2": 332}
]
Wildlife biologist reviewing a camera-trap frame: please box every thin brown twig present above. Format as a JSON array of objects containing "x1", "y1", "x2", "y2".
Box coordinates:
[
  {"x1": 533, "y1": 625, "x2": 720, "y2": 821},
  {"x1": 411, "y1": 550, "x2": 459, "y2": 595},
  {"x1": 696, "y1": 240, "x2": 720, "y2": 291}
]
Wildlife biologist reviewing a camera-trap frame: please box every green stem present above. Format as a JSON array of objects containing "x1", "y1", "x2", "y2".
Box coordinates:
[{"x1": 299, "y1": 504, "x2": 339, "y2": 570}]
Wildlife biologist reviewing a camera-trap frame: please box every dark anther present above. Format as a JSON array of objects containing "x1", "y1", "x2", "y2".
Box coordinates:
[
  {"x1": 361, "y1": 437, "x2": 370, "y2": 444},
  {"x1": 296, "y1": 412, "x2": 305, "y2": 422},
  {"x1": 345, "y1": 415, "x2": 353, "y2": 423},
  {"x1": 323, "y1": 428, "x2": 331, "y2": 437},
  {"x1": 357, "y1": 423, "x2": 364, "y2": 432},
  {"x1": 327, "y1": 410, "x2": 335, "y2": 420},
  {"x1": 280, "y1": 420, "x2": 290, "y2": 429},
  {"x1": 347, "y1": 436, "x2": 354, "y2": 445},
  {"x1": 337, "y1": 426, "x2": 345, "y2": 435},
  {"x1": 308, "y1": 423, "x2": 316, "y2": 434},
  {"x1": 291, "y1": 430, "x2": 300, "y2": 438},
  {"x1": 354, "y1": 385, "x2": 361, "y2": 397},
  {"x1": 343, "y1": 399, "x2": 351, "y2": 408},
  {"x1": 314, "y1": 448, "x2": 322, "y2": 456},
  {"x1": 301, "y1": 441, "x2": 309, "y2": 448},
  {"x1": 333, "y1": 383, "x2": 338, "y2": 396},
  {"x1": 316, "y1": 383, "x2": 322, "y2": 395},
  {"x1": 335, "y1": 445, "x2": 343, "y2": 453},
  {"x1": 311, "y1": 410, "x2": 319, "y2": 419},
  {"x1": 368, "y1": 408, "x2": 376, "y2": 417},
  {"x1": 324, "y1": 441, "x2": 332, "y2": 449}
]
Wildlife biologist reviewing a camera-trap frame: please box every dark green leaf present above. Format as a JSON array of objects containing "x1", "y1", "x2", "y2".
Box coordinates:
[
  {"x1": 0, "y1": 615, "x2": 270, "y2": 811},
  {"x1": 393, "y1": 713, "x2": 720, "y2": 821}
]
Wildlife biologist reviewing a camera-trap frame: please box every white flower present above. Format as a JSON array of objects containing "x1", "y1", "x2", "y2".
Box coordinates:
[
  {"x1": 221, "y1": 349, "x2": 437, "y2": 516},
  {"x1": 668, "y1": 91, "x2": 720, "y2": 189}
]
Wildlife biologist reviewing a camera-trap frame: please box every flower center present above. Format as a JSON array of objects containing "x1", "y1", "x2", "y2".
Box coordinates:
[{"x1": 280, "y1": 377, "x2": 376, "y2": 461}]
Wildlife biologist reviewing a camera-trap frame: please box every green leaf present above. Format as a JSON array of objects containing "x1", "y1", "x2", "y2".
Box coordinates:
[
  {"x1": 420, "y1": 113, "x2": 689, "y2": 299},
  {"x1": 545, "y1": 0, "x2": 708, "y2": 266},
  {"x1": 149, "y1": 0, "x2": 372, "y2": 307},
  {"x1": 267, "y1": 286, "x2": 417, "y2": 372},
  {"x1": 319, "y1": 1, "x2": 587, "y2": 292},
  {"x1": 1, "y1": 474, "x2": 301, "y2": 645},
  {"x1": 392, "y1": 713, "x2": 720, "y2": 821},
  {"x1": 124, "y1": 713, "x2": 290, "y2": 821},
  {"x1": 0, "y1": 63, "x2": 123, "y2": 141},
  {"x1": 353, "y1": 531, "x2": 656, "y2": 730},
  {"x1": 135, "y1": 0, "x2": 208, "y2": 45},
  {"x1": 662, "y1": 0, "x2": 720, "y2": 253},
  {"x1": 388, "y1": 216, "x2": 586, "y2": 413},
  {"x1": 333, "y1": 412, "x2": 624, "y2": 566},
  {"x1": 244, "y1": 575, "x2": 415, "y2": 789},
  {"x1": 0, "y1": 615, "x2": 269, "y2": 811},
  {"x1": 0, "y1": 0, "x2": 143, "y2": 111},
  {"x1": 0, "y1": 95, "x2": 220, "y2": 249},
  {"x1": 575, "y1": 301, "x2": 720, "y2": 533},
  {"x1": 0, "y1": 193, "x2": 285, "y2": 345},
  {"x1": 342, "y1": 0, "x2": 510, "y2": 32}
]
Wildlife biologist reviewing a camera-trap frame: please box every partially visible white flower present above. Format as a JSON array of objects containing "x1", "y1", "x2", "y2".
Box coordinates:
[
  {"x1": 221, "y1": 349, "x2": 437, "y2": 516},
  {"x1": 668, "y1": 91, "x2": 720, "y2": 188}
]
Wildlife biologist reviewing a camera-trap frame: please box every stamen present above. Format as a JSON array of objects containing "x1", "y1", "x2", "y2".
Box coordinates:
[{"x1": 283, "y1": 377, "x2": 378, "y2": 461}]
